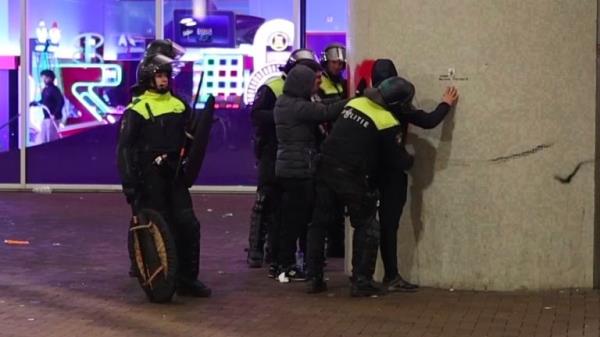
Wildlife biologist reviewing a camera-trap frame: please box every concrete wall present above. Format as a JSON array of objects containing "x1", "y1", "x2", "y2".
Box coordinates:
[{"x1": 347, "y1": 0, "x2": 597, "y2": 290}]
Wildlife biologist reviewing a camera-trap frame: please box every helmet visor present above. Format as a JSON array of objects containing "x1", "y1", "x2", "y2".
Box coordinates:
[
  {"x1": 152, "y1": 54, "x2": 185, "y2": 78},
  {"x1": 323, "y1": 46, "x2": 346, "y2": 63}
]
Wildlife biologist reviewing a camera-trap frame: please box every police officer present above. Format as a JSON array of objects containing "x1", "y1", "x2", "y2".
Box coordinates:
[
  {"x1": 315, "y1": 43, "x2": 348, "y2": 258},
  {"x1": 117, "y1": 39, "x2": 211, "y2": 298},
  {"x1": 371, "y1": 60, "x2": 458, "y2": 292},
  {"x1": 247, "y1": 49, "x2": 322, "y2": 278},
  {"x1": 306, "y1": 77, "x2": 450, "y2": 297},
  {"x1": 317, "y1": 43, "x2": 348, "y2": 103}
]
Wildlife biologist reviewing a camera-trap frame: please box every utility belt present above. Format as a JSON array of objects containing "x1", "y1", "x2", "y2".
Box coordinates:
[
  {"x1": 317, "y1": 154, "x2": 374, "y2": 193},
  {"x1": 138, "y1": 151, "x2": 180, "y2": 167},
  {"x1": 318, "y1": 154, "x2": 364, "y2": 177}
]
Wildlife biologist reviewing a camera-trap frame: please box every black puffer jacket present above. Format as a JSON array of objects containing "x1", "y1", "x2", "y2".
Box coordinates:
[{"x1": 274, "y1": 64, "x2": 348, "y2": 178}]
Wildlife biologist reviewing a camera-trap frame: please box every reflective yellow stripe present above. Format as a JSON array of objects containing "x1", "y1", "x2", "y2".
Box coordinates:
[
  {"x1": 266, "y1": 77, "x2": 285, "y2": 98},
  {"x1": 127, "y1": 91, "x2": 186, "y2": 120},
  {"x1": 320, "y1": 76, "x2": 344, "y2": 96},
  {"x1": 345, "y1": 97, "x2": 399, "y2": 130}
]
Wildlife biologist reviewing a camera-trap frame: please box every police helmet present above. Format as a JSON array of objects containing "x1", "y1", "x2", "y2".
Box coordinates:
[
  {"x1": 134, "y1": 40, "x2": 186, "y2": 93},
  {"x1": 377, "y1": 76, "x2": 415, "y2": 113},
  {"x1": 279, "y1": 48, "x2": 321, "y2": 74},
  {"x1": 320, "y1": 43, "x2": 347, "y2": 67},
  {"x1": 137, "y1": 54, "x2": 178, "y2": 86},
  {"x1": 144, "y1": 39, "x2": 186, "y2": 61}
]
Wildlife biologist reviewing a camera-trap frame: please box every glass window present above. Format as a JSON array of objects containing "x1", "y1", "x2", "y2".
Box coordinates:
[
  {"x1": 0, "y1": 0, "x2": 21, "y2": 183},
  {"x1": 306, "y1": 0, "x2": 347, "y2": 66},
  {"x1": 25, "y1": 0, "x2": 154, "y2": 184},
  {"x1": 164, "y1": 0, "x2": 295, "y2": 185}
]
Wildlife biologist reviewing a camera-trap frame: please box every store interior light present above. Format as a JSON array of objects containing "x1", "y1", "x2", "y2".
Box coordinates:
[
  {"x1": 180, "y1": 18, "x2": 195, "y2": 25},
  {"x1": 36, "y1": 20, "x2": 48, "y2": 43},
  {"x1": 193, "y1": 0, "x2": 206, "y2": 19}
]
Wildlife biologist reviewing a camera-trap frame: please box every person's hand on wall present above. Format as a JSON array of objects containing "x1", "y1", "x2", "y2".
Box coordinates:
[{"x1": 442, "y1": 86, "x2": 459, "y2": 106}]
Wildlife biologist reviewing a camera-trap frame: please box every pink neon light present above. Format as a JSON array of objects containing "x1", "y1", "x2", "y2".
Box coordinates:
[{"x1": 0, "y1": 56, "x2": 18, "y2": 70}]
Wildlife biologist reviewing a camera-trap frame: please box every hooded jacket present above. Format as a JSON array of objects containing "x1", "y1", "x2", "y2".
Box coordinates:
[{"x1": 274, "y1": 64, "x2": 348, "y2": 178}]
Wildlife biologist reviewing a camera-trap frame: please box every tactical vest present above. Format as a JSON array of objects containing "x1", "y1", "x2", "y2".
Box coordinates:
[
  {"x1": 266, "y1": 77, "x2": 285, "y2": 98},
  {"x1": 127, "y1": 91, "x2": 186, "y2": 120},
  {"x1": 345, "y1": 97, "x2": 399, "y2": 130},
  {"x1": 320, "y1": 75, "x2": 345, "y2": 97}
]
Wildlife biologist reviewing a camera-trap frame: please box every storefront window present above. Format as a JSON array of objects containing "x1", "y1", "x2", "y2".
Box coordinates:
[
  {"x1": 164, "y1": 0, "x2": 295, "y2": 185},
  {"x1": 25, "y1": 0, "x2": 154, "y2": 184},
  {"x1": 306, "y1": 0, "x2": 347, "y2": 70},
  {"x1": 0, "y1": 0, "x2": 348, "y2": 187},
  {"x1": 0, "y1": 0, "x2": 21, "y2": 183}
]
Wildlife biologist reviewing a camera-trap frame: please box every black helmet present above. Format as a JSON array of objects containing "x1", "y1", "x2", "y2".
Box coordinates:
[
  {"x1": 133, "y1": 39, "x2": 186, "y2": 94},
  {"x1": 137, "y1": 54, "x2": 177, "y2": 85},
  {"x1": 320, "y1": 43, "x2": 346, "y2": 67},
  {"x1": 377, "y1": 76, "x2": 415, "y2": 113},
  {"x1": 144, "y1": 39, "x2": 185, "y2": 61},
  {"x1": 279, "y1": 48, "x2": 321, "y2": 74}
]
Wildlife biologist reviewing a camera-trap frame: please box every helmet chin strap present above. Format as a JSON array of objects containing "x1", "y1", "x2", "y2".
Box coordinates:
[
  {"x1": 326, "y1": 71, "x2": 343, "y2": 83},
  {"x1": 150, "y1": 77, "x2": 170, "y2": 94}
]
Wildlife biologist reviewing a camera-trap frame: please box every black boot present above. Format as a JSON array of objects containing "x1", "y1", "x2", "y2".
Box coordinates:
[
  {"x1": 350, "y1": 279, "x2": 386, "y2": 298},
  {"x1": 177, "y1": 279, "x2": 212, "y2": 298},
  {"x1": 247, "y1": 251, "x2": 263, "y2": 268},
  {"x1": 306, "y1": 276, "x2": 327, "y2": 294},
  {"x1": 129, "y1": 263, "x2": 138, "y2": 278},
  {"x1": 267, "y1": 264, "x2": 279, "y2": 279},
  {"x1": 247, "y1": 191, "x2": 266, "y2": 268},
  {"x1": 383, "y1": 274, "x2": 418, "y2": 292}
]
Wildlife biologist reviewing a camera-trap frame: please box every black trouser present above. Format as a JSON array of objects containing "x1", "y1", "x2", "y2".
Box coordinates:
[
  {"x1": 278, "y1": 177, "x2": 314, "y2": 268},
  {"x1": 138, "y1": 159, "x2": 201, "y2": 283},
  {"x1": 307, "y1": 162, "x2": 379, "y2": 283},
  {"x1": 326, "y1": 198, "x2": 345, "y2": 257},
  {"x1": 248, "y1": 154, "x2": 281, "y2": 262},
  {"x1": 378, "y1": 170, "x2": 408, "y2": 279}
]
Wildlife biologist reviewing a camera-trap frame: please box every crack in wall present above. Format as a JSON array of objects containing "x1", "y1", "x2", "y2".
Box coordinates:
[
  {"x1": 554, "y1": 159, "x2": 594, "y2": 184},
  {"x1": 489, "y1": 144, "x2": 553, "y2": 163}
]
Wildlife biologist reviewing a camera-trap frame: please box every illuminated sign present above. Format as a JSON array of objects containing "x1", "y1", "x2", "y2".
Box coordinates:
[
  {"x1": 72, "y1": 33, "x2": 104, "y2": 63},
  {"x1": 60, "y1": 63, "x2": 122, "y2": 122},
  {"x1": 244, "y1": 63, "x2": 283, "y2": 105},
  {"x1": 268, "y1": 32, "x2": 289, "y2": 52}
]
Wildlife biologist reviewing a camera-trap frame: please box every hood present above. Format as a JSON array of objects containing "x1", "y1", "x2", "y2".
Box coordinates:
[
  {"x1": 283, "y1": 64, "x2": 316, "y2": 99},
  {"x1": 371, "y1": 59, "x2": 398, "y2": 87}
]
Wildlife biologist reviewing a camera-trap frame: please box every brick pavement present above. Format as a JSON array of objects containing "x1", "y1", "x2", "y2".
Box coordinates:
[{"x1": 0, "y1": 191, "x2": 599, "y2": 337}]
